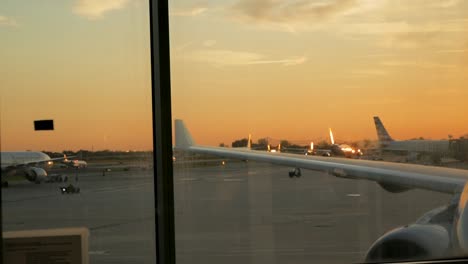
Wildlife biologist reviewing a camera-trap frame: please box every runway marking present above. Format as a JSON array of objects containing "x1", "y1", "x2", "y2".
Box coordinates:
[{"x1": 347, "y1": 193, "x2": 361, "y2": 197}]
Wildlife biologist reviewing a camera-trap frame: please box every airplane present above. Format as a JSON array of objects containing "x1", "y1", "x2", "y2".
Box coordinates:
[
  {"x1": 267, "y1": 143, "x2": 281, "y2": 153},
  {"x1": 174, "y1": 119, "x2": 468, "y2": 262},
  {"x1": 65, "y1": 159, "x2": 88, "y2": 168},
  {"x1": 1, "y1": 151, "x2": 69, "y2": 187},
  {"x1": 327, "y1": 128, "x2": 363, "y2": 158},
  {"x1": 374, "y1": 116, "x2": 450, "y2": 156},
  {"x1": 291, "y1": 128, "x2": 361, "y2": 157},
  {"x1": 62, "y1": 155, "x2": 88, "y2": 168}
]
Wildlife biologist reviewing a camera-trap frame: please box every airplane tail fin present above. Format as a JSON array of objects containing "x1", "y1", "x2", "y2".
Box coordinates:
[
  {"x1": 175, "y1": 119, "x2": 195, "y2": 149},
  {"x1": 247, "y1": 134, "x2": 252, "y2": 149},
  {"x1": 329, "y1": 128, "x2": 335, "y2": 145},
  {"x1": 373, "y1": 116, "x2": 394, "y2": 142}
]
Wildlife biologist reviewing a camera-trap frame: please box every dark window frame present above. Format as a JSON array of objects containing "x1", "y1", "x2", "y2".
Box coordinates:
[{"x1": 150, "y1": 0, "x2": 176, "y2": 264}]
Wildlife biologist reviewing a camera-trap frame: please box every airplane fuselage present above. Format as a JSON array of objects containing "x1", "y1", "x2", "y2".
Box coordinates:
[
  {"x1": 1, "y1": 152, "x2": 54, "y2": 184},
  {"x1": 1, "y1": 151, "x2": 53, "y2": 170},
  {"x1": 380, "y1": 140, "x2": 450, "y2": 155}
]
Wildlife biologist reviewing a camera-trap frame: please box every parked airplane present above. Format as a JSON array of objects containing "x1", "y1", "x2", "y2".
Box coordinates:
[
  {"x1": 1, "y1": 151, "x2": 67, "y2": 186},
  {"x1": 374, "y1": 116, "x2": 450, "y2": 155},
  {"x1": 174, "y1": 119, "x2": 468, "y2": 262}
]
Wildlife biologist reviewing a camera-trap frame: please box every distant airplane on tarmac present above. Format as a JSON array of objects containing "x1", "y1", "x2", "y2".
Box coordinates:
[
  {"x1": 265, "y1": 128, "x2": 361, "y2": 158},
  {"x1": 327, "y1": 128, "x2": 362, "y2": 158},
  {"x1": 374, "y1": 116, "x2": 450, "y2": 155},
  {"x1": 62, "y1": 155, "x2": 88, "y2": 168},
  {"x1": 174, "y1": 119, "x2": 468, "y2": 263},
  {"x1": 1, "y1": 151, "x2": 69, "y2": 186}
]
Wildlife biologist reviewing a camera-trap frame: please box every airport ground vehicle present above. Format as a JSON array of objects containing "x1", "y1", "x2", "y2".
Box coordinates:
[
  {"x1": 60, "y1": 184, "x2": 80, "y2": 194},
  {"x1": 47, "y1": 174, "x2": 68, "y2": 183},
  {"x1": 288, "y1": 168, "x2": 302, "y2": 178}
]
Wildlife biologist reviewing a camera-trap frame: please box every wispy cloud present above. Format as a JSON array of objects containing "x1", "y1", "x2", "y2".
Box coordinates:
[
  {"x1": 388, "y1": 0, "x2": 464, "y2": 9},
  {"x1": 426, "y1": 88, "x2": 465, "y2": 96},
  {"x1": 173, "y1": 41, "x2": 195, "y2": 52},
  {"x1": 170, "y1": 7, "x2": 208, "y2": 17},
  {"x1": 0, "y1": 15, "x2": 18, "y2": 27},
  {"x1": 187, "y1": 49, "x2": 306, "y2": 67},
  {"x1": 343, "y1": 22, "x2": 411, "y2": 35},
  {"x1": 202, "y1": 40, "x2": 217, "y2": 47},
  {"x1": 73, "y1": 0, "x2": 132, "y2": 20},
  {"x1": 247, "y1": 56, "x2": 307, "y2": 66},
  {"x1": 381, "y1": 60, "x2": 456, "y2": 69},
  {"x1": 437, "y1": 49, "x2": 468, "y2": 53},
  {"x1": 429, "y1": 0, "x2": 462, "y2": 8},
  {"x1": 343, "y1": 20, "x2": 468, "y2": 49},
  {"x1": 382, "y1": 31, "x2": 441, "y2": 49},
  {"x1": 352, "y1": 69, "x2": 388, "y2": 75},
  {"x1": 229, "y1": 0, "x2": 383, "y2": 32},
  {"x1": 344, "y1": 19, "x2": 468, "y2": 36},
  {"x1": 232, "y1": 0, "x2": 357, "y2": 22}
]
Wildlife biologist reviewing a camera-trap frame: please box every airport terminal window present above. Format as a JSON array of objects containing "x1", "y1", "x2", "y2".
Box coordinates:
[
  {"x1": 170, "y1": 1, "x2": 468, "y2": 263},
  {"x1": 1, "y1": 1, "x2": 156, "y2": 263}
]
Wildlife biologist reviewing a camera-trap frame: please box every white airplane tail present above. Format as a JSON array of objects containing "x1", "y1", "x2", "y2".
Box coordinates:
[
  {"x1": 373, "y1": 116, "x2": 394, "y2": 142},
  {"x1": 329, "y1": 128, "x2": 335, "y2": 145},
  {"x1": 175, "y1": 119, "x2": 195, "y2": 149}
]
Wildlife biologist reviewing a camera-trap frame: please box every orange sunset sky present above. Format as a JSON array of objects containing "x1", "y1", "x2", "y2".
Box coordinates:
[{"x1": 1, "y1": 0, "x2": 468, "y2": 151}]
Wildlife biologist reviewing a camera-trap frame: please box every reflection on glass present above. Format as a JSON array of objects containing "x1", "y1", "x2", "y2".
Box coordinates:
[
  {"x1": 1, "y1": 1, "x2": 155, "y2": 263},
  {"x1": 170, "y1": 0, "x2": 468, "y2": 263}
]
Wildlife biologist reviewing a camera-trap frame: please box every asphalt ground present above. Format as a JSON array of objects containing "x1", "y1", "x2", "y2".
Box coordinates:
[{"x1": 2, "y1": 161, "x2": 454, "y2": 264}]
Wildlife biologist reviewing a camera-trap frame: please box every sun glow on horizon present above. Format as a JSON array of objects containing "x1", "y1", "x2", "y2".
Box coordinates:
[{"x1": 2, "y1": 0, "x2": 468, "y2": 150}]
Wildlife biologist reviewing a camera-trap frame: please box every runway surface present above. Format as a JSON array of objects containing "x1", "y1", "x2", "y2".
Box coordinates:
[{"x1": 2, "y1": 160, "x2": 453, "y2": 263}]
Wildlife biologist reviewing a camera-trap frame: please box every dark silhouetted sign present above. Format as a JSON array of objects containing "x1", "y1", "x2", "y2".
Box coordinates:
[{"x1": 34, "y1": 120, "x2": 54, "y2": 131}]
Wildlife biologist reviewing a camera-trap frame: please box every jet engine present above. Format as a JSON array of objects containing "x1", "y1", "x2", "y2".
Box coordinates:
[
  {"x1": 454, "y1": 182, "x2": 468, "y2": 255},
  {"x1": 24, "y1": 167, "x2": 48, "y2": 183},
  {"x1": 365, "y1": 224, "x2": 450, "y2": 262}
]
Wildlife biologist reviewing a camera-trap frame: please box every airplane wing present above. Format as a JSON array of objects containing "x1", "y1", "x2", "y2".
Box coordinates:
[
  {"x1": 20, "y1": 156, "x2": 74, "y2": 167},
  {"x1": 174, "y1": 120, "x2": 468, "y2": 194}
]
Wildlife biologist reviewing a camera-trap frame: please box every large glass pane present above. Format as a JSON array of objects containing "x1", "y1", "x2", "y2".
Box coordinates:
[
  {"x1": 1, "y1": 1, "x2": 155, "y2": 263},
  {"x1": 170, "y1": 1, "x2": 468, "y2": 263}
]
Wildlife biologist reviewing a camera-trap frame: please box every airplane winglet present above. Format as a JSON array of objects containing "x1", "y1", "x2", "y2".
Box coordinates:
[{"x1": 175, "y1": 119, "x2": 195, "y2": 149}]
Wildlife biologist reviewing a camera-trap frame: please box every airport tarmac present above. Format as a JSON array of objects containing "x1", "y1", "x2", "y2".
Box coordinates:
[{"x1": 2, "y1": 161, "x2": 454, "y2": 263}]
